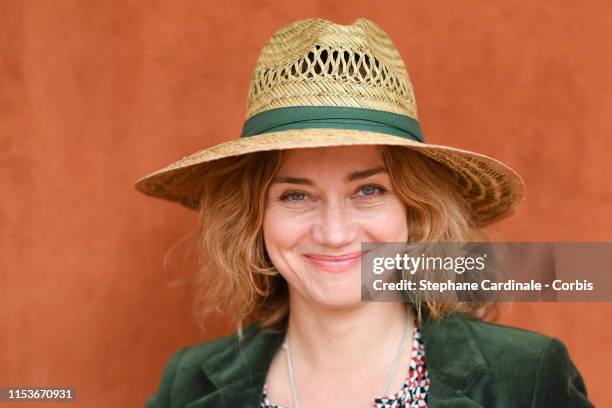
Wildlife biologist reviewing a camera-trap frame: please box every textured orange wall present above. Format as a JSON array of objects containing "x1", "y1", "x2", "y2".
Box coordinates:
[{"x1": 1, "y1": 1, "x2": 611, "y2": 407}]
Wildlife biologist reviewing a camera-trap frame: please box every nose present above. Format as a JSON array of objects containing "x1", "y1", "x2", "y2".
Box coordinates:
[{"x1": 311, "y1": 197, "x2": 359, "y2": 248}]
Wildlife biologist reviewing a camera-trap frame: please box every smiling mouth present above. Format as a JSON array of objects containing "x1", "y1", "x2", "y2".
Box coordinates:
[{"x1": 303, "y1": 250, "x2": 370, "y2": 273}]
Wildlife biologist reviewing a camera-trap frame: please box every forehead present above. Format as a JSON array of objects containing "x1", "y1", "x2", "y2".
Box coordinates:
[{"x1": 278, "y1": 145, "x2": 385, "y2": 171}]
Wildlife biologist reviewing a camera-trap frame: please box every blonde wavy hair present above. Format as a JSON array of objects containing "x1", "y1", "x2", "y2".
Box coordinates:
[{"x1": 189, "y1": 145, "x2": 498, "y2": 335}]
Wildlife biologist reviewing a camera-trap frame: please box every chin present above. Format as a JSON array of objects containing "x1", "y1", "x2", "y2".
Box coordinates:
[{"x1": 307, "y1": 284, "x2": 363, "y2": 310}]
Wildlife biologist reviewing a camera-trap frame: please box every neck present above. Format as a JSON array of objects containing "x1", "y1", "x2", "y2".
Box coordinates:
[{"x1": 285, "y1": 294, "x2": 414, "y2": 374}]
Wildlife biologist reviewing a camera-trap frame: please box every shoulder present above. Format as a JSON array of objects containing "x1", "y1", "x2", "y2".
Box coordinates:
[
  {"x1": 181, "y1": 323, "x2": 259, "y2": 367},
  {"x1": 423, "y1": 311, "x2": 555, "y2": 364},
  {"x1": 457, "y1": 312, "x2": 555, "y2": 359},
  {"x1": 432, "y1": 312, "x2": 593, "y2": 407},
  {"x1": 145, "y1": 323, "x2": 260, "y2": 408}
]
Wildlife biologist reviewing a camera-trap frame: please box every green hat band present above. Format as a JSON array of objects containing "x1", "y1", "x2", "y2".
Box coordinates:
[{"x1": 241, "y1": 106, "x2": 425, "y2": 143}]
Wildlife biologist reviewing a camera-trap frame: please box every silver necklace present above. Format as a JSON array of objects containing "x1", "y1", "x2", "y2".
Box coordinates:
[{"x1": 282, "y1": 307, "x2": 411, "y2": 408}]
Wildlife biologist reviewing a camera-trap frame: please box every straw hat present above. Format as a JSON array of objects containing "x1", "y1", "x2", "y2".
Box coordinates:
[{"x1": 134, "y1": 17, "x2": 525, "y2": 227}]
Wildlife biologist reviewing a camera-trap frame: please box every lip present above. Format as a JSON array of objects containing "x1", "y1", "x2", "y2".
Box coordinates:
[{"x1": 303, "y1": 250, "x2": 370, "y2": 273}]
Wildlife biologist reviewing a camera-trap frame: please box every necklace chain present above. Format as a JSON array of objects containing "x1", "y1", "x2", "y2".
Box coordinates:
[{"x1": 281, "y1": 306, "x2": 412, "y2": 408}]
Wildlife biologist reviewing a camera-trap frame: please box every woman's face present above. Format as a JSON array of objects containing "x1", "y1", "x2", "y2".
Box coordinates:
[{"x1": 263, "y1": 145, "x2": 408, "y2": 309}]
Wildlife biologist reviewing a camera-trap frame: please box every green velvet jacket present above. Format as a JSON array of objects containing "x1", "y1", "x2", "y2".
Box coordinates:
[{"x1": 145, "y1": 312, "x2": 594, "y2": 407}]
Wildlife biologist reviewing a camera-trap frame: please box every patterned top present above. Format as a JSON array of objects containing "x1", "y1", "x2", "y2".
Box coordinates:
[{"x1": 260, "y1": 324, "x2": 429, "y2": 407}]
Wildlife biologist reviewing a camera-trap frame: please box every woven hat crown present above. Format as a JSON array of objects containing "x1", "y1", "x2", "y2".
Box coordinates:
[{"x1": 245, "y1": 18, "x2": 418, "y2": 122}]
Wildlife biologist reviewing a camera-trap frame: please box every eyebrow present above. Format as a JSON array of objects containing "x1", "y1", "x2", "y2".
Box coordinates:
[{"x1": 271, "y1": 166, "x2": 387, "y2": 185}]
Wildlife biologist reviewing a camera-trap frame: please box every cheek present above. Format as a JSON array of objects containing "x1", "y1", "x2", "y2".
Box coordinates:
[
  {"x1": 262, "y1": 210, "x2": 313, "y2": 285},
  {"x1": 262, "y1": 207, "x2": 309, "y2": 253},
  {"x1": 262, "y1": 213, "x2": 283, "y2": 259},
  {"x1": 364, "y1": 201, "x2": 409, "y2": 241}
]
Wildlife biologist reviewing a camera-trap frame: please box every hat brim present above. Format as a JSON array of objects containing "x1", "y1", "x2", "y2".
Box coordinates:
[{"x1": 134, "y1": 128, "x2": 525, "y2": 227}]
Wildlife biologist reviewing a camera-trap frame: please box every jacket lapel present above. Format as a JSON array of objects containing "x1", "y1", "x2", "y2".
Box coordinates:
[
  {"x1": 420, "y1": 312, "x2": 487, "y2": 407},
  {"x1": 188, "y1": 312, "x2": 488, "y2": 408},
  {"x1": 186, "y1": 324, "x2": 284, "y2": 408}
]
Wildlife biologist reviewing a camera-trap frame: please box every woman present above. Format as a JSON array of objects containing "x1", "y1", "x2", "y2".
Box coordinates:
[{"x1": 135, "y1": 18, "x2": 593, "y2": 407}]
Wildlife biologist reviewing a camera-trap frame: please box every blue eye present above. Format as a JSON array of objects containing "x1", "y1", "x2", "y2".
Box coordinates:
[
  {"x1": 361, "y1": 185, "x2": 378, "y2": 196},
  {"x1": 280, "y1": 191, "x2": 307, "y2": 202},
  {"x1": 358, "y1": 184, "x2": 387, "y2": 197}
]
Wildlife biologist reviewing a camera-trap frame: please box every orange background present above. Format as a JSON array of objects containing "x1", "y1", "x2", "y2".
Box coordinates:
[{"x1": 1, "y1": 1, "x2": 611, "y2": 407}]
